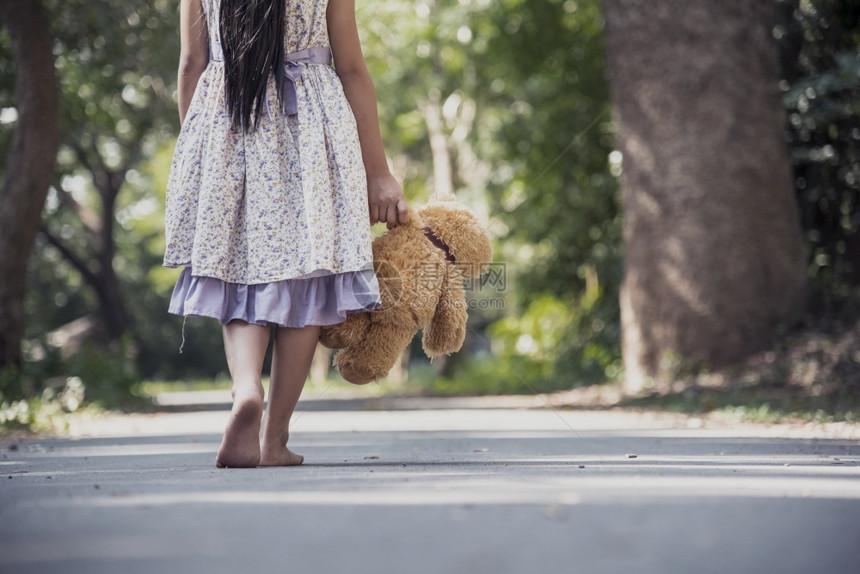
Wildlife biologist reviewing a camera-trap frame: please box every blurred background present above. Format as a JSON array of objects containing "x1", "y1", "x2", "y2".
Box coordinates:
[{"x1": 0, "y1": 0, "x2": 858, "y2": 431}]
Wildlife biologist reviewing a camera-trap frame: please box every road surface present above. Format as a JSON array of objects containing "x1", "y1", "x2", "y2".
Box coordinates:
[{"x1": 1, "y1": 393, "x2": 859, "y2": 573}]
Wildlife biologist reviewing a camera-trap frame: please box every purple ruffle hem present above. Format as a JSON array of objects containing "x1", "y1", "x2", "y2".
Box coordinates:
[{"x1": 169, "y1": 267, "x2": 381, "y2": 328}]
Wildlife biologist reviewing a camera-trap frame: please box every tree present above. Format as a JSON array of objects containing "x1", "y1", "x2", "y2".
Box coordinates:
[
  {"x1": 1, "y1": 1, "x2": 218, "y2": 385},
  {"x1": 34, "y1": 0, "x2": 179, "y2": 343},
  {"x1": 0, "y1": 0, "x2": 58, "y2": 383},
  {"x1": 775, "y1": 0, "x2": 860, "y2": 310},
  {"x1": 601, "y1": 0, "x2": 808, "y2": 391}
]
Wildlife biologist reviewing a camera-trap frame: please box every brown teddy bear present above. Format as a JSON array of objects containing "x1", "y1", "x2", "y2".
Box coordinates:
[{"x1": 319, "y1": 198, "x2": 493, "y2": 384}]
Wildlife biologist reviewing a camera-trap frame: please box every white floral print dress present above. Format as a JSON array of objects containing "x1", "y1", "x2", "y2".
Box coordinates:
[{"x1": 164, "y1": 0, "x2": 380, "y2": 327}]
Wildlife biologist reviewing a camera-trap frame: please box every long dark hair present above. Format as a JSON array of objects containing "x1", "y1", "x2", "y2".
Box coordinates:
[{"x1": 219, "y1": 0, "x2": 285, "y2": 132}]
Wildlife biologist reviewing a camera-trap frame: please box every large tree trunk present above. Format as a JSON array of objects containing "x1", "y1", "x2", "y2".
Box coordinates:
[
  {"x1": 0, "y1": 0, "x2": 59, "y2": 374},
  {"x1": 601, "y1": 0, "x2": 807, "y2": 392}
]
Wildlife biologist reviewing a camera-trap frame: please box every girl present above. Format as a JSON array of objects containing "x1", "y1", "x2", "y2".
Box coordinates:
[{"x1": 164, "y1": 0, "x2": 408, "y2": 468}]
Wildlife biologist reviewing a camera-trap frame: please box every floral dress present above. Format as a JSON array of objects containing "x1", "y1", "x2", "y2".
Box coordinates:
[{"x1": 163, "y1": 0, "x2": 380, "y2": 327}]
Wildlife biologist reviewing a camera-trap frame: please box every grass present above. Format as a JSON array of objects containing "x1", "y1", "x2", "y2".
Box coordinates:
[
  {"x1": 132, "y1": 377, "x2": 234, "y2": 397},
  {"x1": 616, "y1": 383, "x2": 860, "y2": 424},
  {"x1": 605, "y1": 317, "x2": 860, "y2": 424},
  {"x1": 131, "y1": 372, "x2": 413, "y2": 402},
  {"x1": 0, "y1": 396, "x2": 105, "y2": 436}
]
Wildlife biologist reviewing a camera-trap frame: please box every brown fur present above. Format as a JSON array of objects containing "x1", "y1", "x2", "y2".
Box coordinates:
[{"x1": 319, "y1": 199, "x2": 493, "y2": 384}]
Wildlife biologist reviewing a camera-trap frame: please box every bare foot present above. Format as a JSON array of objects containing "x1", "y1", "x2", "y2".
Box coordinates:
[
  {"x1": 260, "y1": 439, "x2": 304, "y2": 467},
  {"x1": 215, "y1": 395, "x2": 263, "y2": 468}
]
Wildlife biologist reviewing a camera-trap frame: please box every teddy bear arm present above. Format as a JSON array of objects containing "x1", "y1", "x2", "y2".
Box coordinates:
[{"x1": 421, "y1": 274, "x2": 467, "y2": 358}]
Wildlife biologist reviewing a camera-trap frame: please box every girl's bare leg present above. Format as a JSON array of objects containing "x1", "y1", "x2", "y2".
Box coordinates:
[
  {"x1": 259, "y1": 324, "x2": 320, "y2": 466},
  {"x1": 216, "y1": 320, "x2": 270, "y2": 468}
]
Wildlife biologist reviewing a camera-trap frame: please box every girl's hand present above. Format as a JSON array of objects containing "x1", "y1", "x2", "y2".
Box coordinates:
[{"x1": 368, "y1": 172, "x2": 409, "y2": 228}]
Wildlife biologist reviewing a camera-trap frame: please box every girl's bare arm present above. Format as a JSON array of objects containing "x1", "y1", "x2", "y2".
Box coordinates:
[
  {"x1": 327, "y1": 0, "x2": 409, "y2": 228},
  {"x1": 178, "y1": 0, "x2": 209, "y2": 124}
]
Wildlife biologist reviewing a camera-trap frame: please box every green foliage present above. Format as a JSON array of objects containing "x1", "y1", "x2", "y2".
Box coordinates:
[
  {"x1": 423, "y1": 292, "x2": 623, "y2": 396},
  {"x1": 0, "y1": 396, "x2": 67, "y2": 435},
  {"x1": 0, "y1": 359, "x2": 104, "y2": 434},
  {"x1": 16, "y1": 337, "x2": 141, "y2": 410},
  {"x1": 423, "y1": 352, "x2": 558, "y2": 396},
  {"x1": 0, "y1": 379, "x2": 98, "y2": 436},
  {"x1": 473, "y1": 0, "x2": 622, "y2": 386},
  {"x1": 0, "y1": 366, "x2": 23, "y2": 402},
  {"x1": 45, "y1": 0, "x2": 179, "y2": 161},
  {"x1": 425, "y1": 296, "x2": 571, "y2": 395},
  {"x1": 775, "y1": 0, "x2": 860, "y2": 312},
  {"x1": 354, "y1": 0, "x2": 622, "y2": 392},
  {"x1": 61, "y1": 338, "x2": 141, "y2": 408}
]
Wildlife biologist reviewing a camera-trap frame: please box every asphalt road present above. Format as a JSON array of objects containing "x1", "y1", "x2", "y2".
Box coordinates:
[{"x1": 1, "y1": 395, "x2": 859, "y2": 574}]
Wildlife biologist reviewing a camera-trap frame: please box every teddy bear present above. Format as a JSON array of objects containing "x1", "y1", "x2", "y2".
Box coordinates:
[{"x1": 319, "y1": 197, "x2": 493, "y2": 384}]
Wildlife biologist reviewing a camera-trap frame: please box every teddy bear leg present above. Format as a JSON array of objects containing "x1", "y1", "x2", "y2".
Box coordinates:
[
  {"x1": 422, "y1": 276, "x2": 468, "y2": 357},
  {"x1": 422, "y1": 304, "x2": 467, "y2": 358},
  {"x1": 319, "y1": 312, "x2": 371, "y2": 349}
]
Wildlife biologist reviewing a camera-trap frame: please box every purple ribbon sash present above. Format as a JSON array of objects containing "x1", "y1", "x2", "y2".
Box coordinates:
[{"x1": 210, "y1": 37, "x2": 332, "y2": 116}]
